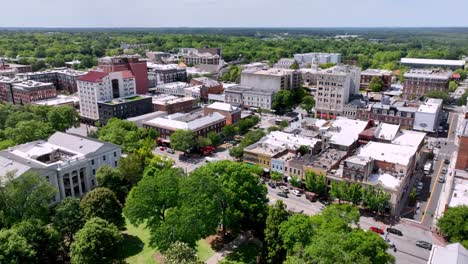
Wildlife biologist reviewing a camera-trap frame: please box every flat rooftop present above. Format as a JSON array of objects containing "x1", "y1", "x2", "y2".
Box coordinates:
[
  {"x1": 33, "y1": 94, "x2": 79, "y2": 106},
  {"x1": 391, "y1": 130, "x2": 426, "y2": 148},
  {"x1": 368, "y1": 172, "x2": 402, "y2": 189},
  {"x1": 144, "y1": 112, "x2": 225, "y2": 131},
  {"x1": 206, "y1": 102, "x2": 239, "y2": 112},
  {"x1": 156, "y1": 82, "x2": 192, "y2": 89},
  {"x1": 449, "y1": 177, "x2": 468, "y2": 207},
  {"x1": 300, "y1": 148, "x2": 347, "y2": 170},
  {"x1": 374, "y1": 123, "x2": 400, "y2": 141},
  {"x1": 243, "y1": 68, "x2": 295, "y2": 76},
  {"x1": 401, "y1": 58, "x2": 465, "y2": 67},
  {"x1": 326, "y1": 118, "x2": 369, "y2": 147},
  {"x1": 359, "y1": 141, "x2": 416, "y2": 167},
  {"x1": 404, "y1": 69, "x2": 452, "y2": 79},
  {"x1": 362, "y1": 68, "x2": 392, "y2": 76},
  {"x1": 152, "y1": 95, "x2": 194, "y2": 105}
]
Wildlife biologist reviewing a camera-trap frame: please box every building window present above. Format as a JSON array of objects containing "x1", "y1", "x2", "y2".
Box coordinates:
[
  {"x1": 92, "y1": 169, "x2": 96, "y2": 175},
  {"x1": 103, "y1": 155, "x2": 106, "y2": 161},
  {"x1": 91, "y1": 159, "x2": 94, "y2": 165}
]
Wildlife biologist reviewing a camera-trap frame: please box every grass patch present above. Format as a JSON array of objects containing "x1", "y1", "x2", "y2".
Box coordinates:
[
  {"x1": 123, "y1": 219, "x2": 215, "y2": 264},
  {"x1": 123, "y1": 220, "x2": 157, "y2": 264},
  {"x1": 196, "y1": 239, "x2": 216, "y2": 262}
]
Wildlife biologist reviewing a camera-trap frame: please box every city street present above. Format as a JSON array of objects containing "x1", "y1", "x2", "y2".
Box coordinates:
[
  {"x1": 265, "y1": 184, "x2": 440, "y2": 264},
  {"x1": 411, "y1": 110, "x2": 460, "y2": 227}
]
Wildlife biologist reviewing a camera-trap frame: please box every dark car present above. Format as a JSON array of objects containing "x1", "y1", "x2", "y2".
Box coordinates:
[
  {"x1": 386, "y1": 228, "x2": 403, "y2": 236},
  {"x1": 277, "y1": 192, "x2": 288, "y2": 198},
  {"x1": 318, "y1": 199, "x2": 330, "y2": 206},
  {"x1": 268, "y1": 182, "x2": 276, "y2": 188},
  {"x1": 416, "y1": 241, "x2": 432, "y2": 250},
  {"x1": 444, "y1": 159, "x2": 450, "y2": 165}
]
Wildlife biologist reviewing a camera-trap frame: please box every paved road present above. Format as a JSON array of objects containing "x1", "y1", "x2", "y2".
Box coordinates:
[
  {"x1": 265, "y1": 185, "x2": 438, "y2": 264},
  {"x1": 418, "y1": 111, "x2": 459, "y2": 227}
]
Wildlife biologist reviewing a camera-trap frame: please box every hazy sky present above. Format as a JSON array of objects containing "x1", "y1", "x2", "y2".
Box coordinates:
[{"x1": 3, "y1": 0, "x2": 468, "y2": 27}]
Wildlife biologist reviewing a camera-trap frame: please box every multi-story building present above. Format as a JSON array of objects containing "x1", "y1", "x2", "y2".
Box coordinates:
[
  {"x1": 97, "y1": 55, "x2": 148, "y2": 94},
  {"x1": 146, "y1": 51, "x2": 171, "y2": 63},
  {"x1": 400, "y1": 58, "x2": 465, "y2": 70},
  {"x1": 152, "y1": 82, "x2": 193, "y2": 97},
  {"x1": 143, "y1": 112, "x2": 226, "y2": 140},
  {"x1": 178, "y1": 48, "x2": 221, "y2": 65},
  {"x1": 357, "y1": 101, "x2": 417, "y2": 129},
  {"x1": 77, "y1": 70, "x2": 136, "y2": 122},
  {"x1": 321, "y1": 118, "x2": 372, "y2": 152},
  {"x1": 190, "y1": 77, "x2": 223, "y2": 102},
  {"x1": 314, "y1": 68, "x2": 353, "y2": 119},
  {"x1": 97, "y1": 95, "x2": 153, "y2": 125},
  {"x1": 19, "y1": 68, "x2": 88, "y2": 94},
  {"x1": 273, "y1": 58, "x2": 296, "y2": 69},
  {"x1": 225, "y1": 85, "x2": 276, "y2": 110},
  {"x1": 413, "y1": 98, "x2": 443, "y2": 133},
  {"x1": 240, "y1": 68, "x2": 301, "y2": 92},
  {"x1": 204, "y1": 102, "x2": 241, "y2": 125},
  {"x1": 241, "y1": 62, "x2": 269, "y2": 71},
  {"x1": 294, "y1": 52, "x2": 342, "y2": 66},
  {"x1": 2, "y1": 80, "x2": 57, "y2": 105},
  {"x1": 360, "y1": 69, "x2": 392, "y2": 90},
  {"x1": 403, "y1": 69, "x2": 452, "y2": 99},
  {"x1": 0, "y1": 132, "x2": 121, "y2": 204},
  {"x1": 152, "y1": 95, "x2": 195, "y2": 114},
  {"x1": 147, "y1": 63, "x2": 187, "y2": 87},
  {"x1": 0, "y1": 61, "x2": 32, "y2": 73}
]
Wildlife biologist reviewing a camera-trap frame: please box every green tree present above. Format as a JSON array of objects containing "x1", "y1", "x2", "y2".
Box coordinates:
[
  {"x1": 12, "y1": 219, "x2": 61, "y2": 263},
  {"x1": 96, "y1": 165, "x2": 128, "y2": 203},
  {"x1": 0, "y1": 229, "x2": 35, "y2": 264},
  {"x1": 70, "y1": 217, "x2": 123, "y2": 264},
  {"x1": 346, "y1": 183, "x2": 363, "y2": 205},
  {"x1": 52, "y1": 197, "x2": 85, "y2": 250},
  {"x1": 207, "y1": 131, "x2": 222, "y2": 146},
  {"x1": 298, "y1": 145, "x2": 309, "y2": 156},
  {"x1": 426, "y1": 90, "x2": 450, "y2": 103},
  {"x1": 223, "y1": 124, "x2": 237, "y2": 139},
  {"x1": 304, "y1": 171, "x2": 327, "y2": 197},
  {"x1": 124, "y1": 168, "x2": 182, "y2": 246},
  {"x1": 3, "y1": 120, "x2": 53, "y2": 145},
  {"x1": 0, "y1": 171, "x2": 56, "y2": 227},
  {"x1": 448, "y1": 80, "x2": 459, "y2": 92},
  {"x1": 330, "y1": 181, "x2": 348, "y2": 203},
  {"x1": 268, "y1": 126, "x2": 281, "y2": 132},
  {"x1": 279, "y1": 120, "x2": 289, "y2": 129},
  {"x1": 271, "y1": 171, "x2": 282, "y2": 183},
  {"x1": 163, "y1": 241, "x2": 203, "y2": 264},
  {"x1": 279, "y1": 213, "x2": 316, "y2": 254},
  {"x1": 289, "y1": 176, "x2": 301, "y2": 188},
  {"x1": 80, "y1": 187, "x2": 124, "y2": 228},
  {"x1": 272, "y1": 90, "x2": 294, "y2": 114},
  {"x1": 289, "y1": 60, "x2": 299, "y2": 70},
  {"x1": 300, "y1": 95, "x2": 315, "y2": 113},
  {"x1": 46, "y1": 106, "x2": 79, "y2": 132},
  {"x1": 454, "y1": 69, "x2": 468, "y2": 80},
  {"x1": 319, "y1": 62, "x2": 336, "y2": 69},
  {"x1": 459, "y1": 90, "x2": 468, "y2": 106},
  {"x1": 437, "y1": 205, "x2": 468, "y2": 248},
  {"x1": 409, "y1": 188, "x2": 417, "y2": 206},
  {"x1": 369, "y1": 76, "x2": 384, "y2": 92},
  {"x1": 198, "y1": 136, "x2": 212, "y2": 147},
  {"x1": 170, "y1": 129, "x2": 198, "y2": 153},
  {"x1": 264, "y1": 201, "x2": 289, "y2": 264}
]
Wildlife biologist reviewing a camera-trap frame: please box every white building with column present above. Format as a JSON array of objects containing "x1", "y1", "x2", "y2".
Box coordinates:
[{"x1": 0, "y1": 132, "x2": 121, "y2": 204}]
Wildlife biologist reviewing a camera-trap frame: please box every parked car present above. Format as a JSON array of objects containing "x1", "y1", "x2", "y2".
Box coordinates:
[
  {"x1": 416, "y1": 241, "x2": 432, "y2": 250},
  {"x1": 279, "y1": 186, "x2": 290, "y2": 193},
  {"x1": 416, "y1": 182, "x2": 424, "y2": 190},
  {"x1": 369, "y1": 227, "x2": 384, "y2": 235},
  {"x1": 268, "y1": 182, "x2": 276, "y2": 188},
  {"x1": 305, "y1": 192, "x2": 319, "y2": 202},
  {"x1": 386, "y1": 228, "x2": 403, "y2": 236},
  {"x1": 277, "y1": 192, "x2": 288, "y2": 198},
  {"x1": 383, "y1": 237, "x2": 395, "y2": 248},
  {"x1": 438, "y1": 176, "x2": 446, "y2": 183},
  {"x1": 159, "y1": 147, "x2": 165, "y2": 151},
  {"x1": 167, "y1": 148, "x2": 175, "y2": 154},
  {"x1": 441, "y1": 167, "x2": 447, "y2": 174},
  {"x1": 292, "y1": 190, "x2": 301, "y2": 197},
  {"x1": 444, "y1": 159, "x2": 450, "y2": 165}
]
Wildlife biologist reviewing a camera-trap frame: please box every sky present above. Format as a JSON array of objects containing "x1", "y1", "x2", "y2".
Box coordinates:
[{"x1": 3, "y1": 0, "x2": 468, "y2": 28}]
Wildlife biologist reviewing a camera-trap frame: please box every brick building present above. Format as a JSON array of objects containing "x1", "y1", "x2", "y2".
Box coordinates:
[
  {"x1": 357, "y1": 101, "x2": 417, "y2": 129},
  {"x1": 97, "y1": 55, "x2": 148, "y2": 94},
  {"x1": 152, "y1": 95, "x2": 195, "y2": 114},
  {"x1": 403, "y1": 69, "x2": 452, "y2": 99},
  {"x1": 360, "y1": 69, "x2": 392, "y2": 90},
  {"x1": 455, "y1": 120, "x2": 468, "y2": 171},
  {"x1": 190, "y1": 77, "x2": 223, "y2": 102},
  {"x1": 12, "y1": 80, "x2": 56, "y2": 104},
  {"x1": 204, "y1": 102, "x2": 241, "y2": 125},
  {"x1": 19, "y1": 68, "x2": 87, "y2": 94},
  {"x1": 147, "y1": 63, "x2": 187, "y2": 87}
]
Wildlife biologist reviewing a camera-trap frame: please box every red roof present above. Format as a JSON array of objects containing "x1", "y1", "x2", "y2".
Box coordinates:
[
  {"x1": 79, "y1": 71, "x2": 109, "y2": 83},
  {"x1": 121, "y1": 70, "x2": 135, "y2": 79},
  {"x1": 452, "y1": 73, "x2": 461, "y2": 79}
]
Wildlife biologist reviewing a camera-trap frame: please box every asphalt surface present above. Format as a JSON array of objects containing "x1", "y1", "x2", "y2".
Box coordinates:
[{"x1": 265, "y1": 184, "x2": 438, "y2": 264}]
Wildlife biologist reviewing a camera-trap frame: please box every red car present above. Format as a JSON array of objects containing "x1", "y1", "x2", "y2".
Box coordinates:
[
  {"x1": 159, "y1": 147, "x2": 165, "y2": 151},
  {"x1": 369, "y1": 227, "x2": 384, "y2": 235}
]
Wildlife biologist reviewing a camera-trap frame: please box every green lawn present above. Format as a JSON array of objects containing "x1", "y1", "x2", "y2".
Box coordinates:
[{"x1": 122, "y1": 219, "x2": 215, "y2": 264}]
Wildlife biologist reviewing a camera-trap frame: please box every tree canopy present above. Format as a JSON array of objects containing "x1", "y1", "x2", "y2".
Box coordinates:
[
  {"x1": 80, "y1": 187, "x2": 124, "y2": 228},
  {"x1": 437, "y1": 205, "x2": 468, "y2": 248},
  {"x1": 170, "y1": 129, "x2": 198, "y2": 153},
  {"x1": 369, "y1": 76, "x2": 384, "y2": 92}
]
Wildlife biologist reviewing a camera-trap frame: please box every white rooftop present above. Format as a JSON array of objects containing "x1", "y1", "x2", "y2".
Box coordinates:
[
  {"x1": 206, "y1": 102, "x2": 239, "y2": 112},
  {"x1": 359, "y1": 141, "x2": 416, "y2": 167},
  {"x1": 368, "y1": 172, "x2": 402, "y2": 189},
  {"x1": 391, "y1": 130, "x2": 426, "y2": 148},
  {"x1": 145, "y1": 112, "x2": 225, "y2": 131},
  {"x1": 157, "y1": 82, "x2": 192, "y2": 89},
  {"x1": 404, "y1": 69, "x2": 452, "y2": 79},
  {"x1": 449, "y1": 178, "x2": 468, "y2": 207},
  {"x1": 326, "y1": 118, "x2": 369, "y2": 147},
  {"x1": 429, "y1": 243, "x2": 468, "y2": 264},
  {"x1": 152, "y1": 95, "x2": 194, "y2": 105},
  {"x1": 374, "y1": 123, "x2": 400, "y2": 141},
  {"x1": 401, "y1": 58, "x2": 465, "y2": 67},
  {"x1": 265, "y1": 131, "x2": 321, "y2": 151},
  {"x1": 361, "y1": 68, "x2": 392, "y2": 76},
  {"x1": 33, "y1": 94, "x2": 79, "y2": 106}
]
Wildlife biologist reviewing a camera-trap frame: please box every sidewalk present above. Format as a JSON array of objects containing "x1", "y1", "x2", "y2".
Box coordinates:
[{"x1": 205, "y1": 232, "x2": 251, "y2": 264}]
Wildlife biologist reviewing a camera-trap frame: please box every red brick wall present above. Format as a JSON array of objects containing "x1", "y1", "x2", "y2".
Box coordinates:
[{"x1": 456, "y1": 136, "x2": 468, "y2": 170}]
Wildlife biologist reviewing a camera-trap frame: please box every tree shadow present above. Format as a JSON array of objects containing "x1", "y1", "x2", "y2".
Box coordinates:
[{"x1": 119, "y1": 233, "x2": 144, "y2": 259}]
